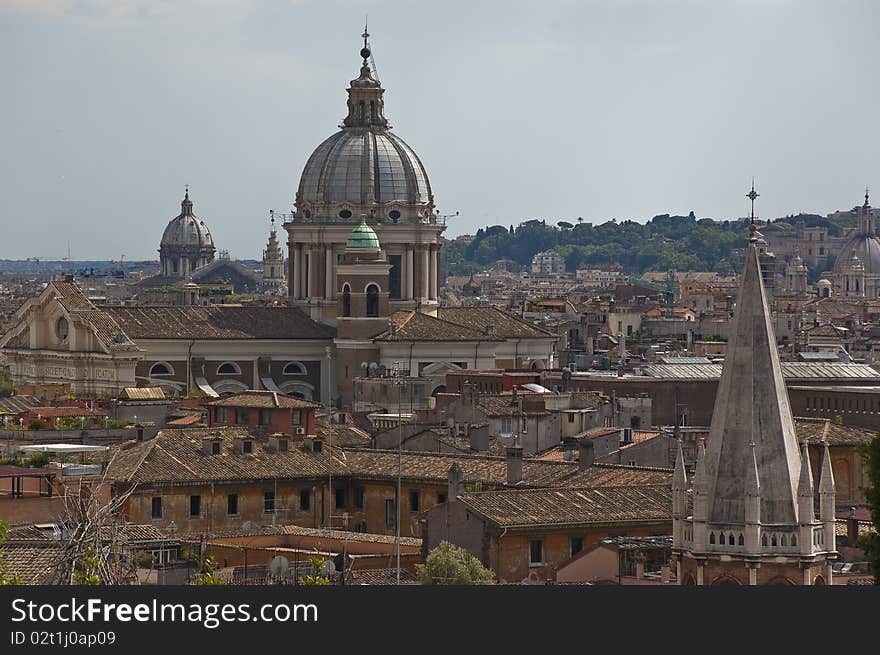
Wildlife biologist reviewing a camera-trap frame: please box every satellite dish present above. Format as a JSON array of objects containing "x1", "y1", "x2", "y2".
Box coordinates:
[
  {"x1": 368, "y1": 362, "x2": 378, "y2": 371},
  {"x1": 360, "y1": 361, "x2": 369, "y2": 370},
  {"x1": 269, "y1": 555, "x2": 289, "y2": 577},
  {"x1": 320, "y1": 560, "x2": 336, "y2": 577}
]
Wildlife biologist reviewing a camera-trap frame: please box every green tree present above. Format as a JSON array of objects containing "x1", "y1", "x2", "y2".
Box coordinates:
[
  {"x1": 299, "y1": 553, "x2": 331, "y2": 585},
  {"x1": 858, "y1": 435, "x2": 880, "y2": 584},
  {"x1": 416, "y1": 541, "x2": 495, "y2": 585},
  {"x1": 191, "y1": 556, "x2": 225, "y2": 585}
]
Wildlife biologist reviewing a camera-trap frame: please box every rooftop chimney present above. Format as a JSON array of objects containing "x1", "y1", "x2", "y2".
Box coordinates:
[
  {"x1": 469, "y1": 423, "x2": 489, "y2": 452},
  {"x1": 578, "y1": 437, "x2": 595, "y2": 471},
  {"x1": 506, "y1": 436, "x2": 523, "y2": 486},
  {"x1": 448, "y1": 463, "x2": 463, "y2": 500}
]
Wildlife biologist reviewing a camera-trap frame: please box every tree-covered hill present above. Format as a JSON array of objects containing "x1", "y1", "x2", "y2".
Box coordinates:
[{"x1": 442, "y1": 211, "x2": 857, "y2": 277}]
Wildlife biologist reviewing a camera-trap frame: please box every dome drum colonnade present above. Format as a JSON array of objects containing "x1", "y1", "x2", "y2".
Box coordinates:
[{"x1": 284, "y1": 42, "x2": 445, "y2": 322}]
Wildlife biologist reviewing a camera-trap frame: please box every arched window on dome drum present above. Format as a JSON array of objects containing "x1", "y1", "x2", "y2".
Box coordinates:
[
  {"x1": 709, "y1": 532, "x2": 715, "y2": 545},
  {"x1": 738, "y1": 534, "x2": 744, "y2": 546},
  {"x1": 283, "y1": 362, "x2": 306, "y2": 376},
  {"x1": 217, "y1": 362, "x2": 240, "y2": 376},
  {"x1": 150, "y1": 362, "x2": 173, "y2": 377},
  {"x1": 761, "y1": 533, "x2": 768, "y2": 547},
  {"x1": 342, "y1": 285, "x2": 351, "y2": 317},
  {"x1": 366, "y1": 284, "x2": 379, "y2": 317},
  {"x1": 728, "y1": 534, "x2": 735, "y2": 546}
]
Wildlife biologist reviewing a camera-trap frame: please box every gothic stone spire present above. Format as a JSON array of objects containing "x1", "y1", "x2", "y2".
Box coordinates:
[{"x1": 704, "y1": 216, "x2": 801, "y2": 526}]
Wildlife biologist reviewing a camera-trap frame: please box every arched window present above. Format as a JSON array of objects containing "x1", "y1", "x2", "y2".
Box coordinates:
[
  {"x1": 282, "y1": 362, "x2": 307, "y2": 376},
  {"x1": 728, "y1": 533, "x2": 735, "y2": 546},
  {"x1": 780, "y1": 534, "x2": 787, "y2": 547},
  {"x1": 709, "y1": 532, "x2": 716, "y2": 545},
  {"x1": 342, "y1": 284, "x2": 351, "y2": 317},
  {"x1": 366, "y1": 284, "x2": 379, "y2": 317},
  {"x1": 761, "y1": 533, "x2": 768, "y2": 547},
  {"x1": 149, "y1": 362, "x2": 173, "y2": 377},
  {"x1": 771, "y1": 534, "x2": 778, "y2": 547},
  {"x1": 738, "y1": 534, "x2": 744, "y2": 546},
  {"x1": 791, "y1": 534, "x2": 797, "y2": 546},
  {"x1": 217, "y1": 362, "x2": 240, "y2": 376}
]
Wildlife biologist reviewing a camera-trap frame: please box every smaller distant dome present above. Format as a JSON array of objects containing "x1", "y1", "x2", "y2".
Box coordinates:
[
  {"x1": 161, "y1": 191, "x2": 215, "y2": 250},
  {"x1": 817, "y1": 279, "x2": 832, "y2": 287},
  {"x1": 346, "y1": 220, "x2": 381, "y2": 251}
]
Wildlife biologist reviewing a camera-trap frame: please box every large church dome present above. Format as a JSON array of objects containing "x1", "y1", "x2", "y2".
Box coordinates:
[{"x1": 293, "y1": 46, "x2": 435, "y2": 225}]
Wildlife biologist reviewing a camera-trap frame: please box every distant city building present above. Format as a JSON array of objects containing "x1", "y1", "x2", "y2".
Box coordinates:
[{"x1": 530, "y1": 250, "x2": 565, "y2": 276}]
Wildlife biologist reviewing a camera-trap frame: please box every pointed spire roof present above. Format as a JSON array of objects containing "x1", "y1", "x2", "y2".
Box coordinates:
[
  {"x1": 819, "y1": 440, "x2": 835, "y2": 493},
  {"x1": 704, "y1": 187, "x2": 801, "y2": 526},
  {"x1": 673, "y1": 440, "x2": 688, "y2": 492},
  {"x1": 797, "y1": 440, "x2": 814, "y2": 499}
]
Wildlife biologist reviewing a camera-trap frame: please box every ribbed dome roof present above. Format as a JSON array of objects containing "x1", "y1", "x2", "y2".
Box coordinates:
[
  {"x1": 160, "y1": 192, "x2": 214, "y2": 249},
  {"x1": 298, "y1": 130, "x2": 431, "y2": 207},
  {"x1": 293, "y1": 47, "x2": 434, "y2": 224},
  {"x1": 346, "y1": 220, "x2": 381, "y2": 251},
  {"x1": 835, "y1": 237, "x2": 880, "y2": 274}
]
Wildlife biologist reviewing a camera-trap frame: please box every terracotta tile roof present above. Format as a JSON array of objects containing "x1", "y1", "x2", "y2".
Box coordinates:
[
  {"x1": 52, "y1": 281, "x2": 93, "y2": 311},
  {"x1": 438, "y1": 306, "x2": 555, "y2": 338},
  {"x1": 374, "y1": 311, "x2": 498, "y2": 342},
  {"x1": 108, "y1": 427, "x2": 336, "y2": 485},
  {"x1": 794, "y1": 418, "x2": 878, "y2": 446},
  {"x1": 1, "y1": 544, "x2": 64, "y2": 584},
  {"x1": 350, "y1": 568, "x2": 420, "y2": 585},
  {"x1": 76, "y1": 309, "x2": 139, "y2": 352},
  {"x1": 458, "y1": 484, "x2": 672, "y2": 528},
  {"x1": 340, "y1": 448, "x2": 580, "y2": 487},
  {"x1": 551, "y1": 464, "x2": 673, "y2": 488},
  {"x1": 316, "y1": 423, "x2": 372, "y2": 448},
  {"x1": 208, "y1": 391, "x2": 320, "y2": 409},
  {"x1": 166, "y1": 414, "x2": 204, "y2": 427},
  {"x1": 104, "y1": 306, "x2": 334, "y2": 340}
]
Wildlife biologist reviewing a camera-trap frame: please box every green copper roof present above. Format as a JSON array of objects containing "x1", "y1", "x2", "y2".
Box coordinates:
[{"x1": 346, "y1": 220, "x2": 381, "y2": 250}]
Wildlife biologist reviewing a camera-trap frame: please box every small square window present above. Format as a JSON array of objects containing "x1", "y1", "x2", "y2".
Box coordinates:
[
  {"x1": 300, "y1": 490, "x2": 311, "y2": 511},
  {"x1": 259, "y1": 409, "x2": 272, "y2": 426},
  {"x1": 243, "y1": 440, "x2": 253, "y2": 454},
  {"x1": 354, "y1": 487, "x2": 365, "y2": 509},
  {"x1": 437, "y1": 492, "x2": 447, "y2": 504},
  {"x1": 227, "y1": 494, "x2": 238, "y2": 516},
  {"x1": 277, "y1": 439, "x2": 289, "y2": 452},
  {"x1": 335, "y1": 488, "x2": 346, "y2": 510},
  {"x1": 151, "y1": 496, "x2": 162, "y2": 519},
  {"x1": 211, "y1": 441, "x2": 220, "y2": 455},
  {"x1": 409, "y1": 490, "x2": 420, "y2": 512},
  {"x1": 570, "y1": 537, "x2": 583, "y2": 556},
  {"x1": 190, "y1": 495, "x2": 201, "y2": 518}
]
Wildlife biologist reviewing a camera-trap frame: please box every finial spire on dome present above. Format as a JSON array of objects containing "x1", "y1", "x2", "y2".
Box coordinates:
[
  {"x1": 343, "y1": 24, "x2": 388, "y2": 129},
  {"x1": 747, "y1": 179, "x2": 760, "y2": 242},
  {"x1": 866, "y1": 187, "x2": 870, "y2": 208},
  {"x1": 181, "y1": 185, "x2": 193, "y2": 215}
]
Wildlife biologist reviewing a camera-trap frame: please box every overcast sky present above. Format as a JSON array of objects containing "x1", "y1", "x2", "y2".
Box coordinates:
[{"x1": 2, "y1": 0, "x2": 877, "y2": 260}]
